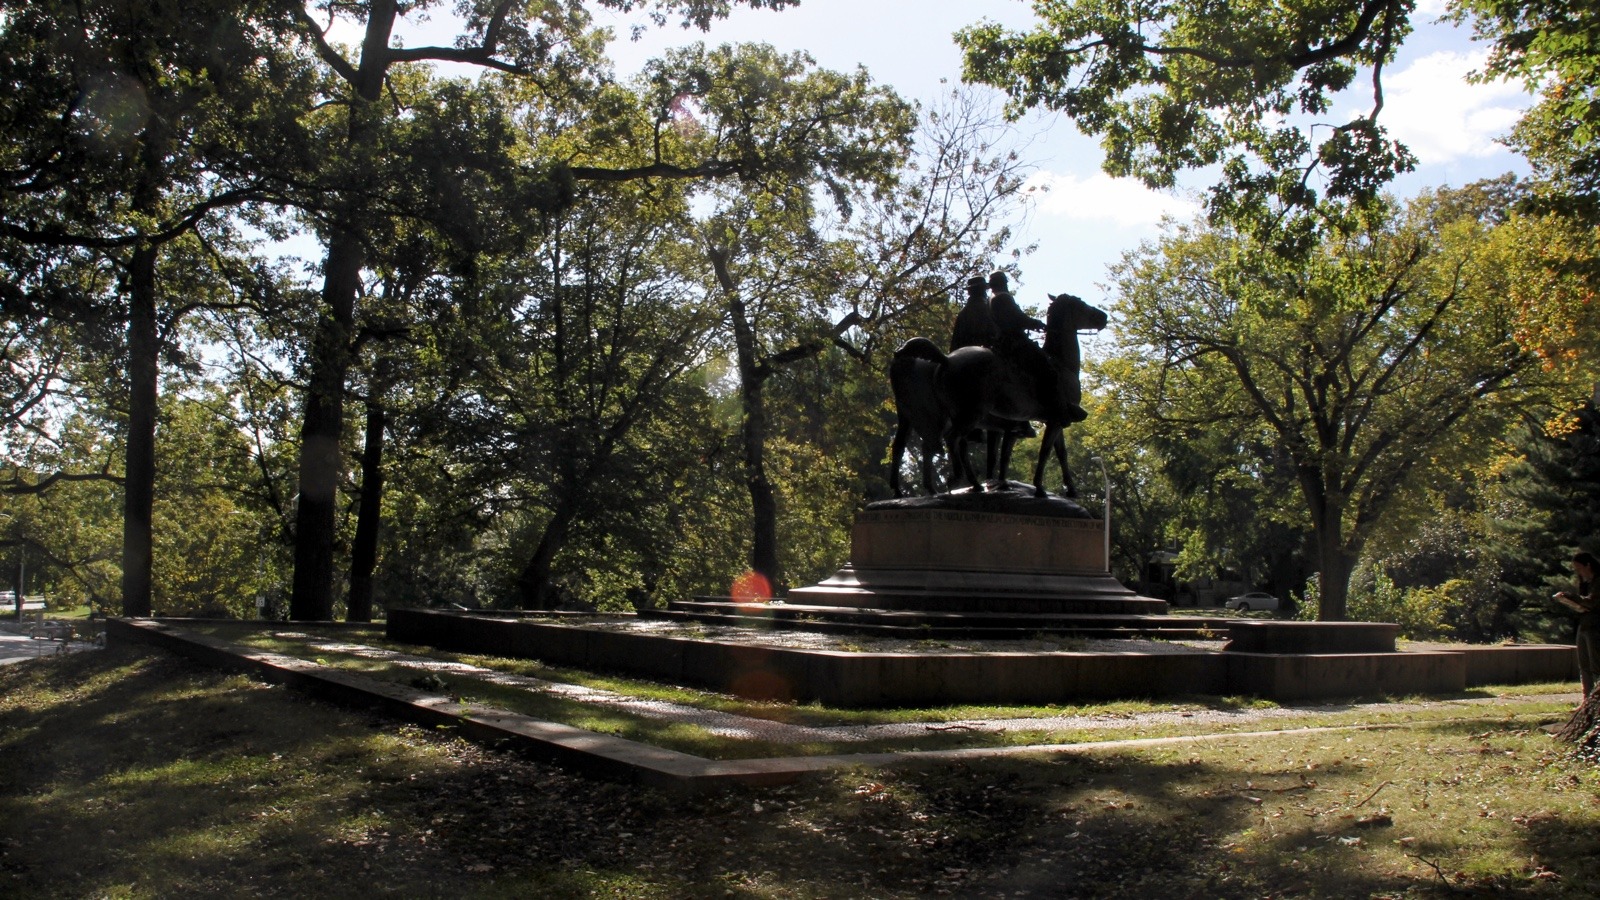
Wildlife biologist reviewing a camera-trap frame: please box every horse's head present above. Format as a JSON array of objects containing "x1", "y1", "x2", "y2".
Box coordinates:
[{"x1": 1047, "y1": 293, "x2": 1109, "y2": 333}]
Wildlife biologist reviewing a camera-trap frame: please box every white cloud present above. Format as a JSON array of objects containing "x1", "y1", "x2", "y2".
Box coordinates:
[
  {"x1": 1025, "y1": 170, "x2": 1200, "y2": 229},
  {"x1": 1375, "y1": 50, "x2": 1529, "y2": 165}
]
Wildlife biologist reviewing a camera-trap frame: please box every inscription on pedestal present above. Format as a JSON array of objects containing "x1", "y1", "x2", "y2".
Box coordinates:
[{"x1": 853, "y1": 508, "x2": 1107, "y2": 575}]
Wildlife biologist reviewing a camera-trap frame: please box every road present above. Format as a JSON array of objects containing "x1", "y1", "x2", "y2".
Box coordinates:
[{"x1": 0, "y1": 622, "x2": 99, "y2": 666}]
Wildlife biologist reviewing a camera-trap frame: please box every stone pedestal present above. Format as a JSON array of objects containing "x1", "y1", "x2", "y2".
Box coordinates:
[
  {"x1": 789, "y1": 493, "x2": 1166, "y2": 615},
  {"x1": 1225, "y1": 621, "x2": 1400, "y2": 654}
]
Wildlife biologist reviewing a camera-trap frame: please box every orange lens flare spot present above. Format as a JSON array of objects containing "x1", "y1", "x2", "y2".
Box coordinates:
[{"x1": 730, "y1": 571, "x2": 773, "y2": 605}]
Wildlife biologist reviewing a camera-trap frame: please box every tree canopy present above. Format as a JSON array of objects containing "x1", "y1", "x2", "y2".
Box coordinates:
[
  {"x1": 6, "y1": 0, "x2": 1600, "y2": 644},
  {"x1": 958, "y1": 0, "x2": 1416, "y2": 242},
  {"x1": 1106, "y1": 183, "x2": 1549, "y2": 618},
  {"x1": 1458, "y1": 0, "x2": 1600, "y2": 222}
]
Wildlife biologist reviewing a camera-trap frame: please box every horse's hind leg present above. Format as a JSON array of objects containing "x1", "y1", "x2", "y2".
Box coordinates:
[
  {"x1": 984, "y1": 429, "x2": 1007, "y2": 485},
  {"x1": 947, "y1": 432, "x2": 982, "y2": 492},
  {"x1": 1000, "y1": 430, "x2": 1020, "y2": 486},
  {"x1": 890, "y1": 420, "x2": 911, "y2": 497}
]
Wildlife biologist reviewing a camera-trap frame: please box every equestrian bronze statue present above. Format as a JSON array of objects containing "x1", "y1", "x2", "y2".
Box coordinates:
[{"x1": 889, "y1": 291, "x2": 1108, "y2": 499}]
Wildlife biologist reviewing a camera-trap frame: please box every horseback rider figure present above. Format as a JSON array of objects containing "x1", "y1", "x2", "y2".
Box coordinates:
[
  {"x1": 951, "y1": 275, "x2": 999, "y2": 351},
  {"x1": 986, "y1": 271, "x2": 1058, "y2": 400},
  {"x1": 895, "y1": 282, "x2": 1105, "y2": 498}
]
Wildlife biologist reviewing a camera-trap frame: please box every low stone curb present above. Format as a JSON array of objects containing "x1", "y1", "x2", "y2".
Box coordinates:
[{"x1": 103, "y1": 618, "x2": 1563, "y2": 792}]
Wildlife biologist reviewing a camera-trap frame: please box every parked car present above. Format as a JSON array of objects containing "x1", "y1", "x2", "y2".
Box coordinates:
[{"x1": 1224, "y1": 591, "x2": 1280, "y2": 612}]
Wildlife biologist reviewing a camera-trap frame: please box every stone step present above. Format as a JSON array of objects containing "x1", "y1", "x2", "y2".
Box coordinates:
[
  {"x1": 646, "y1": 602, "x2": 1224, "y2": 641},
  {"x1": 677, "y1": 597, "x2": 1229, "y2": 630}
]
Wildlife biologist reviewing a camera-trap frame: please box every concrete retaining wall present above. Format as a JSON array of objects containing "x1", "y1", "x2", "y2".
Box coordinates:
[
  {"x1": 387, "y1": 608, "x2": 1227, "y2": 706},
  {"x1": 1408, "y1": 642, "x2": 1577, "y2": 687},
  {"x1": 1227, "y1": 650, "x2": 1466, "y2": 702},
  {"x1": 389, "y1": 609, "x2": 1580, "y2": 707}
]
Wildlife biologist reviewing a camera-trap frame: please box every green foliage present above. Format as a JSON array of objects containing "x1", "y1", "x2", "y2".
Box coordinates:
[
  {"x1": 1457, "y1": 0, "x2": 1600, "y2": 222},
  {"x1": 1483, "y1": 401, "x2": 1600, "y2": 642},
  {"x1": 1364, "y1": 486, "x2": 1518, "y2": 641},
  {"x1": 1105, "y1": 183, "x2": 1545, "y2": 619},
  {"x1": 770, "y1": 436, "x2": 857, "y2": 590},
  {"x1": 1299, "y1": 563, "x2": 1458, "y2": 640},
  {"x1": 642, "y1": 41, "x2": 916, "y2": 206},
  {"x1": 1351, "y1": 565, "x2": 1449, "y2": 639},
  {"x1": 959, "y1": 0, "x2": 1416, "y2": 240},
  {"x1": 148, "y1": 390, "x2": 278, "y2": 618}
]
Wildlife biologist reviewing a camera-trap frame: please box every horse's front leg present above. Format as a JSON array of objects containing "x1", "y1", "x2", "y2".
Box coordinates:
[
  {"x1": 1031, "y1": 423, "x2": 1065, "y2": 498},
  {"x1": 1054, "y1": 429, "x2": 1076, "y2": 498}
]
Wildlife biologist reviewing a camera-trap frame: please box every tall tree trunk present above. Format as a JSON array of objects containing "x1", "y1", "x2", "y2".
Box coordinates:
[
  {"x1": 1313, "y1": 505, "x2": 1356, "y2": 621},
  {"x1": 119, "y1": 98, "x2": 173, "y2": 618},
  {"x1": 1556, "y1": 685, "x2": 1600, "y2": 744},
  {"x1": 120, "y1": 244, "x2": 158, "y2": 617},
  {"x1": 738, "y1": 359, "x2": 781, "y2": 593},
  {"x1": 289, "y1": 231, "x2": 361, "y2": 620},
  {"x1": 287, "y1": 5, "x2": 393, "y2": 620},
  {"x1": 347, "y1": 380, "x2": 387, "y2": 622},
  {"x1": 708, "y1": 245, "x2": 782, "y2": 593},
  {"x1": 514, "y1": 498, "x2": 577, "y2": 609}
]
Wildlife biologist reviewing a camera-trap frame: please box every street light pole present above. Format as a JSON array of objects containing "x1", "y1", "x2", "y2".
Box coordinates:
[{"x1": 1091, "y1": 456, "x2": 1110, "y2": 574}]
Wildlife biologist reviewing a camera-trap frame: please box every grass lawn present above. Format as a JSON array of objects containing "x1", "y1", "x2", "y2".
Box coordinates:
[{"x1": 3, "y1": 643, "x2": 1599, "y2": 897}]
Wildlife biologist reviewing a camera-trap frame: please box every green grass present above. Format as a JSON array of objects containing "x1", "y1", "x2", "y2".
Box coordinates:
[{"x1": 2, "y1": 646, "x2": 1598, "y2": 897}]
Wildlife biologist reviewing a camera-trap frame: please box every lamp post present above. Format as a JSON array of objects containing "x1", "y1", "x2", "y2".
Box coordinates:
[{"x1": 1090, "y1": 456, "x2": 1110, "y2": 574}]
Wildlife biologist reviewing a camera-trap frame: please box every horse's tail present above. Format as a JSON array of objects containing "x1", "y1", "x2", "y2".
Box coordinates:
[{"x1": 894, "y1": 337, "x2": 947, "y2": 366}]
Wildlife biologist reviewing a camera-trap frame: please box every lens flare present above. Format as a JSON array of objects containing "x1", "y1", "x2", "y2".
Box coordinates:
[{"x1": 730, "y1": 570, "x2": 772, "y2": 605}]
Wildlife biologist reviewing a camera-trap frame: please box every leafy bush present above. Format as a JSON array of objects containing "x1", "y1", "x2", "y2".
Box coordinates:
[{"x1": 1296, "y1": 565, "x2": 1451, "y2": 639}]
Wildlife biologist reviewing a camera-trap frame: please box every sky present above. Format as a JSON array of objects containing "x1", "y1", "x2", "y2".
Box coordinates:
[
  {"x1": 357, "y1": 0, "x2": 1534, "y2": 315},
  {"x1": 586, "y1": 0, "x2": 1534, "y2": 309}
]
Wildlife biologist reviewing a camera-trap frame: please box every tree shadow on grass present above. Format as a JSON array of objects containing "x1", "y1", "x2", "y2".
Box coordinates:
[
  {"x1": 0, "y1": 648, "x2": 494, "y2": 896},
  {"x1": 3, "y1": 649, "x2": 1595, "y2": 898}
]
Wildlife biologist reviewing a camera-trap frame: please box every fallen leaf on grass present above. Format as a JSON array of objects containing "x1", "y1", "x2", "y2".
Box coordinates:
[{"x1": 1510, "y1": 811, "x2": 1558, "y2": 827}]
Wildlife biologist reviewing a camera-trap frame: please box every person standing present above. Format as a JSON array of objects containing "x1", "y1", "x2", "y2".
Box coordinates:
[{"x1": 1556, "y1": 550, "x2": 1600, "y2": 698}]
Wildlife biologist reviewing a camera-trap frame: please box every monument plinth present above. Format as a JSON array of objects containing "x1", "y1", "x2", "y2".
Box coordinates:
[{"x1": 789, "y1": 487, "x2": 1167, "y2": 615}]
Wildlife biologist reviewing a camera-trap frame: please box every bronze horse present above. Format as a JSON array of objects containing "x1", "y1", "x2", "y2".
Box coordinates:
[
  {"x1": 888, "y1": 341, "x2": 952, "y2": 496},
  {"x1": 888, "y1": 345, "x2": 1029, "y2": 496},
  {"x1": 889, "y1": 293, "x2": 1108, "y2": 498}
]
